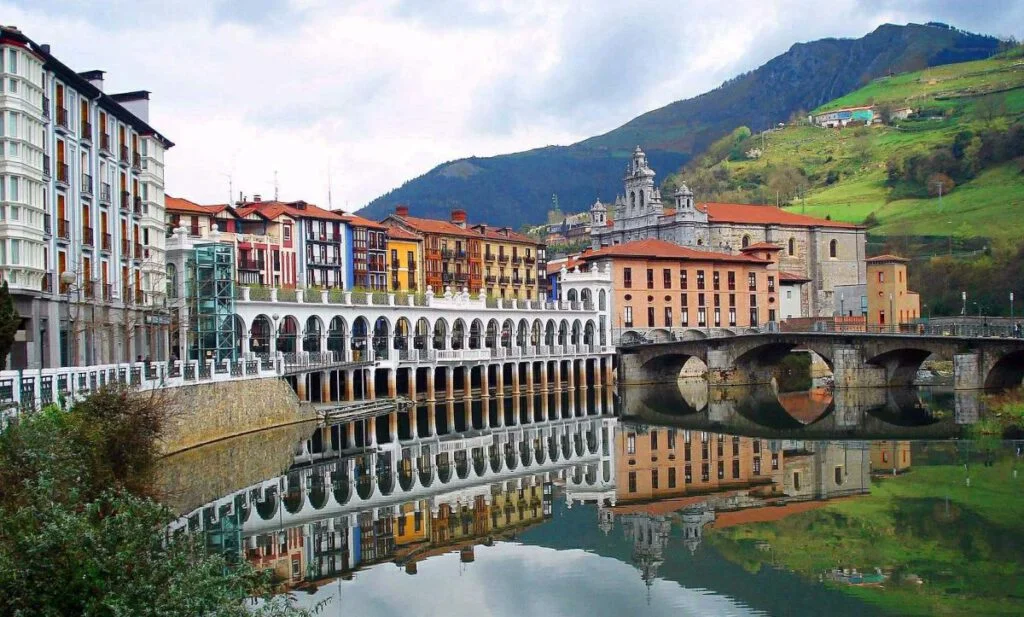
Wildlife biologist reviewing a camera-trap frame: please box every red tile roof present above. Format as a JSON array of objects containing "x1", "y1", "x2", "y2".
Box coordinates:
[
  {"x1": 779, "y1": 271, "x2": 812, "y2": 283},
  {"x1": 391, "y1": 214, "x2": 478, "y2": 238},
  {"x1": 338, "y1": 212, "x2": 387, "y2": 230},
  {"x1": 238, "y1": 200, "x2": 345, "y2": 221},
  {"x1": 165, "y1": 195, "x2": 215, "y2": 215},
  {"x1": 865, "y1": 254, "x2": 909, "y2": 263},
  {"x1": 581, "y1": 239, "x2": 768, "y2": 264},
  {"x1": 700, "y1": 203, "x2": 859, "y2": 229},
  {"x1": 385, "y1": 225, "x2": 422, "y2": 241}
]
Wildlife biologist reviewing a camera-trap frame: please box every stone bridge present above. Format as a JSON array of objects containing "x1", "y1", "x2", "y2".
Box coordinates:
[{"x1": 618, "y1": 332, "x2": 1024, "y2": 390}]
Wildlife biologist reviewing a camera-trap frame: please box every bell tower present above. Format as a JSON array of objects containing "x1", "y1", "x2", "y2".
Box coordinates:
[{"x1": 624, "y1": 145, "x2": 657, "y2": 215}]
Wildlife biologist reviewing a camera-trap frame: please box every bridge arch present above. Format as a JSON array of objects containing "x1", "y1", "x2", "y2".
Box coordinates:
[
  {"x1": 865, "y1": 348, "x2": 934, "y2": 387},
  {"x1": 985, "y1": 350, "x2": 1024, "y2": 389}
]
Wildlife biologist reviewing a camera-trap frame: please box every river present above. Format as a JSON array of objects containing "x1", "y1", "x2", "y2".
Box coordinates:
[{"x1": 161, "y1": 379, "x2": 1024, "y2": 616}]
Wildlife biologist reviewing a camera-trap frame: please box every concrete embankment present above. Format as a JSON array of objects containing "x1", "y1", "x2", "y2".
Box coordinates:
[{"x1": 159, "y1": 377, "x2": 315, "y2": 455}]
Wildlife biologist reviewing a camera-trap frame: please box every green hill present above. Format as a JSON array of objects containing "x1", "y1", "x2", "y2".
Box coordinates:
[
  {"x1": 666, "y1": 48, "x2": 1024, "y2": 241},
  {"x1": 359, "y1": 23, "x2": 1006, "y2": 228}
]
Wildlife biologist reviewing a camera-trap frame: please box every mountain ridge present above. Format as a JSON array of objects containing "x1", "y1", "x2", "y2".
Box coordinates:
[{"x1": 358, "y1": 22, "x2": 1004, "y2": 228}]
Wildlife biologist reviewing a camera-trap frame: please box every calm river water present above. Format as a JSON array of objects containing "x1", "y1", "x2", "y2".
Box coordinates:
[{"x1": 161, "y1": 381, "x2": 1024, "y2": 617}]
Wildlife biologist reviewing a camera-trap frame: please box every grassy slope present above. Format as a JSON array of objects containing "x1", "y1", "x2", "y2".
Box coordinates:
[
  {"x1": 713, "y1": 51, "x2": 1024, "y2": 239},
  {"x1": 707, "y1": 458, "x2": 1024, "y2": 616}
]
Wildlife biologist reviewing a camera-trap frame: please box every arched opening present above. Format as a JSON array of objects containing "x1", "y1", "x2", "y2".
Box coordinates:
[
  {"x1": 328, "y1": 316, "x2": 347, "y2": 356},
  {"x1": 469, "y1": 319, "x2": 483, "y2": 349},
  {"x1": 232, "y1": 314, "x2": 245, "y2": 357},
  {"x1": 277, "y1": 316, "x2": 299, "y2": 354},
  {"x1": 567, "y1": 289, "x2": 578, "y2": 303},
  {"x1": 373, "y1": 317, "x2": 390, "y2": 360},
  {"x1": 394, "y1": 317, "x2": 411, "y2": 351},
  {"x1": 829, "y1": 239, "x2": 838, "y2": 258},
  {"x1": 985, "y1": 350, "x2": 1024, "y2": 390},
  {"x1": 486, "y1": 319, "x2": 499, "y2": 348},
  {"x1": 414, "y1": 318, "x2": 430, "y2": 350},
  {"x1": 451, "y1": 319, "x2": 466, "y2": 350},
  {"x1": 517, "y1": 320, "x2": 529, "y2": 349},
  {"x1": 545, "y1": 321, "x2": 556, "y2": 346},
  {"x1": 581, "y1": 288, "x2": 593, "y2": 309},
  {"x1": 599, "y1": 289, "x2": 607, "y2": 311},
  {"x1": 304, "y1": 316, "x2": 323, "y2": 352},
  {"x1": 432, "y1": 319, "x2": 448, "y2": 350},
  {"x1": 531, "y1": 320, "x2": 542, "y2": 347},
  {"x1": 584, "y1": 321, "x2": 596, "y2": 347},
  {"x1": 351, "y1": 317, "x2": 369, "y2": 360},
  {"x1": 501, "y1": 319, "x2": 514, "y2": 348},
  {"x1": 558, "y1": 320, "x2": 569, "y2": 346},
  {"x1": 166, "y1": 263, "x2": 178, "y2": 299},
  {"x1": 788, "y1": 237, "x2": 796, "y2": 256},
  {"x1": 571, "y1": 320, "x2": 582, "y2": 345},
  {"x1": 250, "y1": 315, "x2": 273, "y2": 355},
  {"x1": 742, "y1": 235, "x2": 750, "y2": 248}
]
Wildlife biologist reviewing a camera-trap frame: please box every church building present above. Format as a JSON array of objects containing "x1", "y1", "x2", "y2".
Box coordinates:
[{"x1": 591, "y1": 147, "x2": 867, "y2": 317}]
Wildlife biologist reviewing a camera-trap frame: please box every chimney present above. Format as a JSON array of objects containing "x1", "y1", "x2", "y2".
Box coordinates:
[
  {"x1": 109, "y1": 90, "x2": 150, "y2": 123},
  {"x1": 40, "y1": 44, "x2": 50, "y2": 55},
  {"x1": 500, "y1": 226, "x2": 511, "y2": 237},
  {"x1": 78, "y1": 70, "x2": 105, "y2": 92},
  {"x1": 395, "y1": 205, "x2": 409, "y2": 217},
  {"x1": 253, "y1": 194, "x2": 262, "y2": 202},
  {"x1": 450, "y1": 209, "x2": 467, "y2": 228}
]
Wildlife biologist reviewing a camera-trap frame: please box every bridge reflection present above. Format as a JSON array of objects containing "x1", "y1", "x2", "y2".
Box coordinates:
[{"x1": 619, "y1": 380, "x2": 981, "y2": 439}]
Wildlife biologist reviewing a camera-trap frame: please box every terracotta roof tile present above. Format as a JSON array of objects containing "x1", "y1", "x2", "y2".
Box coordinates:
[
  {"x1": 241, "y1": 200, "x2": 345, "y2": 221},
  {"x1": 338, "y1": 212, "x2": 386, "y2": 230},
  {"x1": 779, "y1": 271, "x2": 811, "y2": 283},
  {"x1": 582, "y1": 239, "x2": 767, "y2": 264},
  {"x1": 394, "y1": 215, "x2": 478, "y2": 238},
  {"x1": 385, "y1": 225, "x2": 422, "y2": 241},
  {"x1": 165, "y1": 195, "x2": 215, "y2": 215},
  {"x1": 865, "y1": 254, "x2": 909, "y2": 263}
]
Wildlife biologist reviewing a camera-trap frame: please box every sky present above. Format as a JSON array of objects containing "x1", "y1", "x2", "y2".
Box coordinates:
[{"x1": 6, "y1": 0, "x2": 1023, "y2": 211}]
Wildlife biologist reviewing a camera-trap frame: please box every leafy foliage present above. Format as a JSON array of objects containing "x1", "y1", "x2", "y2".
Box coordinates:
[{"x1": 0, "y1": 281, "x2": 20, "y2": 371}]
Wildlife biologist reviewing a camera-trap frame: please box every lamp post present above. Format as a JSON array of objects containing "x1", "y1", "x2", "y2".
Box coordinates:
[
  {"x1": 60, "y1": 271, "x2": 78, "y2": 366},
  {"x1": 271, "y1": 313, "x2": 280, "y2": 355}
]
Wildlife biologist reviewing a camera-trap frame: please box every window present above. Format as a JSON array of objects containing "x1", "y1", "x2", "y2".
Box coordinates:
[
  {"x1": 714, "y1": 308, "x2": 721, "y2": 327},
  {"x1": 753, "y1": 457, "x2": 761, "y2": 475},
  {"x1": 668, "y1": 467, "x2": 677, "y2": 488},
  {"x1": 768, "y1": 276, "x2": 775, "y2": 292},
  {"x1": 727, "y1": 271, "x2": 735, "y2": 290},
  {"x1": 627, "y1": 433, "x2": 636, "y2": 454},
  {"x1": 7, "y1": 49, "x2": 16, "y2": 74},
  {"x1": 698, "y1": 307, "x2": 707, "y2": 327},
  {"x1": 10, "y1": 239, "x2": 19, "y2": 265},
  {"x1": 651, "y1": 432, "x2": 658, "y2": 450},
  {"x1": 651, "y1": 470, "x2": 659, "y2": 489},
  {"x1": 628, "y1": 471, "x2": 637, "y2": 493},
  {"x1": 680, "y1": 270, "x2": 687, "y2": 289},
  {"x1": 646, "y1": 268, "x2": 654, "y2": 289},
  {"x1": 668, "y1": 429, "x2": 676, "y2": 449},
  {"x1": 663, "y1": 268, "x2": 671, "y2": 289},
  {"x1": 742, "y1": 235, "x2": 750, "y2": 248},
  {"x1": 829, "y1": 239, "x2": 838, "y2": 258},
  {"x1": 283, "y1": 225, "x2": 291, "y2": 241},
  {"x1": 664, "y1": 306, "x2": 672, "y2": 326},
  {"x1": 624, "y1": 306, "x2": 633, "y2": 327},
  {"x1": 748, "y1": 272, "x2": 757, "y2": 291},
  {"x1": 788, "y1": 237, "x2": 795, "y2": 256},
  {"x1": 732, "y1": 459, "x2": 740, "y2": 478},
  {"x1": 718, "y1": 460, "x2": 724, "y2": 479},
  {"x1": 697, "y1": 270, "x2": 705, "y2": 290},
  {"x1": 713, "y1": 271, "x2": 720, "y2": 290},
  {"x1": 623, "y1": 267, "x2": 632, "y2": 288},
  {"x1": 877, "y1": 271, "x2": 885, "y2": 283},
  {"x1": 647, "y1": 306, "x2": 655, "y2": 327}
]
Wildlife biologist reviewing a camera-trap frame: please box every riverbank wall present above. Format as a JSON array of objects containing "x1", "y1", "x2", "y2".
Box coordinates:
[{"x1": 159, "y1": 377, "x2": 314, "y2": 455}]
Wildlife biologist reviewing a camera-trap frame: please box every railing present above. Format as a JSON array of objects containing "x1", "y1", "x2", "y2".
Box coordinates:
[
  {"x1": 101, "y1": 233, "x2": 112, "y2": 251},
  {"x1": 100, "y1": 134, "x2": 111, "y2": 153},
  {"x1": 498, "y1": 255, "x2": 509, "y2": 264},
  {"x1": 81, "y1": 173, "x2": 92, "y2": 194},
  {"x1": 485, "y1": 253, "x2": 495, "y2": 262},
  {"x1": 134, "y1": 242, "x2": 143, "y2": 259},
  {"x1": 120, "y1": 145, "x2": 130, "y2": 163},
  {"x1": 133, "y1": 196, "x2": 143, "y2": 216},
  {"x1": 80, "y1": 120, "x2": 92, "y2": 142},
  {"x1": 121, "y1": 238, "x2": 131, "y2": 255},
  {"x1": 57, "y1": 218, "x2": 70, "y2": 241},
  {"x1": 100, "y1": 182, "x2": 112, "y2": 203},
  {"x1": 120, "y1": 191, "x2": 130, "y2": 212},
  {"x1": 56, "y1": 162, "x2": 69, "y2": 184},
  {"x1": 132, "y1": 152, "x2": 142, "y2": 170},
  {"x1": 56, "y1": 107, "x2": 69, "y2": 130},
  {"x1": 42, "y1": 153, "x2": 51, "y2": 178},
  {"x1": 41, "y1": 273, "x2": 52, "y2": 294},
  {"x1": 82, "y1": 227, "x2": 94, "y2": 247}
]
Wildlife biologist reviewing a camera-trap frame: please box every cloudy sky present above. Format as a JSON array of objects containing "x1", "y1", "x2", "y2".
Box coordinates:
[{"x1": 8, "y1": 0, "x2": 1023, "y2": 211}]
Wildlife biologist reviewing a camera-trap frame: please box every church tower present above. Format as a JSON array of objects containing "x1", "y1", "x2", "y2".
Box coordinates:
[
  {"x1": 590, "y1": 199, "x2": 607, "y2": 227},
  {"x1": 625, "y1": 146, "x2": 658, "y2": 216}
]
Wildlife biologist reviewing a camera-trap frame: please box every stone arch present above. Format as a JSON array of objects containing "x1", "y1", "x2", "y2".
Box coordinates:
[
  {"x1": 304, "y1": 316, "x2": 324, "y2": 352},
  {"x1": 486, "y1": 319, "x2": 499, "y2": 348},
  {"x1": 788, "y1": 237, "x2": 796, "y2": 256},
  {"x1": 567, "y1": 288, "x2": 578, "y2": 303},
  {"x1": 277, "y1": 315, "x2": 299, "y2": 354},
  {"x1": 328, "y1": 316, "x2": 348, "y2": 355},
  {"x1": 455, "y1": 450, "x2": 470, "y2": 479},
  {"x1": 355, "y1": 456, "x2": 374, "y2": 500},
  {"x1": 504, "y1": 442, "x2": 518, "y2": 470},
  {"x1": 394, "y1": 317, "x2": 411, "y2": 350},
  {"x1": 398, "y1": 457, "x2": 415, "y2": 491},
  {"x1": 254, "y1": 487, "x2": 279, "y2": 520},
  {"x1": 232, "y1": 314, "x2": 245, "y2": 357},
  {"x1": 584, "y1": 320, "x2": 596, "y2": 346},
  {"x1": 501, "y1": 319, "x2": 514, "y2": 348},
  {"x1": 985, "y1": 350, "x2": 1024, "y2": 389},
  {"x1": 520, "y1": 439, "x2": 532, "y2": 467},
  {"x1": 489, "y1": 445, "x2": 503, "y2": 473},
  {"x1": 741, "y1": 234, "x2": 750, "y2": 248},
  {"x1": 376, "y1": 453, "x2": 395, "y2": 496},
  {"x1": 250, "y1": 314, "x2": 273, "y2": 355},
  {"x1": 638, "y1": 351, "x2": 707, "y2": 383},
  {"x1": 451, "y1": 319, "x2": 467, "y2": 350},
  {"x1": 648, "y1": 328, "x2": 672, "y2": 342},
  {"x1": 630, "y1": 191, "x2": 636, "y2": 209},
  {"x1": 351, "y1": 317, "x2": 369, "y2": 360},
  {"x1": 548, "y1": 434, "x2": 560, "y2": 462},
  {"x1": 414, "y1": 317, "x2": 430, "y2": 350},
  {"x1": 829, "y1": 239, "x2": 838, "y2": 258},
  {"x1": 472, "y1": 447, "x2": 487, "y2": 477},
  {"x1": 599, "y1": 289, "x2": 607, "y2": 311},
  {"x1": 534, "y1": 437, "x2": 546, "y2": 464},
  {"x1": 517, "y1": 319, "x2": 529, "y2": 349},
  {"x1": 571, "y1": 319, "x2": 582, "y2": 345},
  {"x1": 680, "y1": 329, "x2": 708, "y2": 341},
  {"x1": 372, "y1": 317, "x2": 391, "y2": 360},
  {"x1": 282, "y1": 472, "x2": 304, "y2": 514},
  {"x1": 639, "y1": 190, "x2": 645, "y2": 208},
  {"x1": 469, "y1": 319, "x2": 484, "y2": 349},
  {"x1": 418, "y1": 457, "x2": 434, "y2": 488},
  {"x1": 581, "y1": 288, "x2": 593, "y2": 309},
  {"x1": 545, "y1": 320, "x2": 556, "y2": 346},
  {"x1": 432, "y1": 318, "x2": 449, "y2": 350},
  {"x1": 331, "y1": 467, "x2": 351, "y2": 506},
  {"x1": 531, "y1": 319, "x2": 542, "y2": 346},
  {"x1": 865, "y1": 348, "x2": 935, "y2": 387},
  {"x1": 558, "y1": 319, "x2": 569, "y2": 345},
  {"x1": 437, "y1": 453, "x2": 453, "y2": 483}
]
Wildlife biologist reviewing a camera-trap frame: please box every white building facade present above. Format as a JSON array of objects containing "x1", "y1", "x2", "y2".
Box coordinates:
[{"x1": 0, "y1": 27, "x2": 173, "y2": 368}]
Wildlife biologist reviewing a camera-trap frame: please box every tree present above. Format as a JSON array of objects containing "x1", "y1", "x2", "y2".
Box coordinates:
[
  {"x1": 927, "y1": 172, "x2": 956, "y2": 197},
  {"x1": 976, "y1": 94, "x2": 1006, "y2": 128},
  {"x1": 0, "y1": 282, "x2": 20, "y2": 371}
]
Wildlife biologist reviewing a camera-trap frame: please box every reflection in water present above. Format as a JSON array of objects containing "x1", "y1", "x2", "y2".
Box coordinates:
[{"x1": 163, "y1": 378, "x2": 1024, "y2": 616}]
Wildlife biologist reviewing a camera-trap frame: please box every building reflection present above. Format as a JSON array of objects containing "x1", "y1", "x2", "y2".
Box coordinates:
[{"x1": 172, "y1": 382, "x2": 913, "y2": 594}]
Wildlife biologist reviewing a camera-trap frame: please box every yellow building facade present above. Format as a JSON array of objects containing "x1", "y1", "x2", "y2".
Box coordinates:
[
  {"x1": 385, "y1": 225, "x2": 424, "y2": 292},
  {"x1": 866, "y1": 254, "x2": 920, "y2": 329}
]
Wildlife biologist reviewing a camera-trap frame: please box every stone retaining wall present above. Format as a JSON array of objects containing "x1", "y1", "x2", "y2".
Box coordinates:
[{"x1": 159, "y1": 378, "x2": 315, "y2": 455}]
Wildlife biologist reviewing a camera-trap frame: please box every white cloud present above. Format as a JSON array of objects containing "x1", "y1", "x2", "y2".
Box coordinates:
[{"x1": 6, "y1": 0, "x2": 1022, "y2": 209}]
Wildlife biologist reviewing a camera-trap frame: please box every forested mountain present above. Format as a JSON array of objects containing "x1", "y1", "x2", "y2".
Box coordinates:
[{"x1": 358, "y1": 23, "x2": 1004, "y2": 227}]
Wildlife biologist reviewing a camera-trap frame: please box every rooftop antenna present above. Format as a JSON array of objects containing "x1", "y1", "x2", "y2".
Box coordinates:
[
  {"x1": 273, "y1": 170, "x2": 279, "y2": 201},
  {"x1": 327, "y1": 157, "x2": 333, "y2": 210},
  {"x1": 221, "y1": 173, "x2": 233, "y2": 206}
]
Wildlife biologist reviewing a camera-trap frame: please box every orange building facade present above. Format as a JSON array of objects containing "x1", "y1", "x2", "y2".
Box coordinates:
[
  {"x1": 865, "y1": 254, "x2": 920, "y2": 328},
  {"x1": 579, "y1": 238, "x2": 781, "y2": 335}
]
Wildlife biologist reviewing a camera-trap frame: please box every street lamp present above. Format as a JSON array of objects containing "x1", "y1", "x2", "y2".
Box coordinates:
[{"x1": 839, "y1": 293, "x2": 845, "y2": 330}]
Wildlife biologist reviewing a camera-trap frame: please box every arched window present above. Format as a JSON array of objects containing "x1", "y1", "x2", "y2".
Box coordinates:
[
  {"x1": 741, "y1": 235, "x2": 750, "y2": 248},
  {"x1": 166, "y1": 263, "x2": 178, "y2": 299},
  {"x1": 788, "y1": 238, "x2": 795, "y2": 256},
  {"x1": 829, "y1": 239, "x2": 838, "y2": 258},
  {"x1": 630, "y1": 191, "x2": 636, "y2": 209},
  {"x1": 639, "y1": 191, "x2": 645, "y2": 208}
]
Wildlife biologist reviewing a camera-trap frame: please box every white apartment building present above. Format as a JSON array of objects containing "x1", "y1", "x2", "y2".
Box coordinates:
[{"x1": 0, "y1": 26, "x2": 173, "y2": 368}]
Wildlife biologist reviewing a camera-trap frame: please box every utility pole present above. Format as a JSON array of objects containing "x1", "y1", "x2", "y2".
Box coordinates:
[{"x1": 273, "y1": 170, "x2": 279, "y2": 201}]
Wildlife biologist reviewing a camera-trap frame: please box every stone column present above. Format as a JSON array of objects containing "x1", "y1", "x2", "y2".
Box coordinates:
[
  {"x1": 366, "y1": 368, "x2": 376, "y2": 400},
  {"x1": 512, "y1": 364, "x2": 521, "y2": 395},
  {"x1": 954, "y1": 352, "x2": 983, "y2": 390},
  {"x1": 296, "y1": 375, "x2": 308, "y2": 401},
  {"x1": 445, "y1": 366, "x2": 455, "y2": 401},
  {"x1": 578, "y1": 361, "x2": 589, "y2": 416},
  {"x1": 426, "y1": 402, "x2": 437, "y2": 437},
  {"x1": 525, "y1": 363, "x2": 535, "y2": 394},
  {"x1": 367, "y1": 418, "x2": 377, "y2": 447},
  {"x1": 346, "y1": 421, "x2": 356, "y2": 449},
  {"x1": 388, "y1": 369, "x2": 397, "y2": 398},
  {"x1": 321, "y1": 371, "x2": 331, "y2": 403},
  {"x1": 567, "y1": 360, "x2": 577, "y2": 417},
  {"x1": 831, "y1": 346, "x2": 886, "y2": 389},
  {"x1": 408, "y1": 370, "x2": 417, "y2": 401},
  {"x1": 446, "y1": 400, "x2": 456, "y2": 432},
  {"x1": 496, "y1": 363, "x2": 505, "y2": 397},
  {"x1": 345, "y1": 369, "x2": 355, "y2": 401},
  {"x1": 388, "y1": 412, "x2": 398, "y2": 443},
  {"x1": 426, "y1": 369, "x2": 436, "y2": 403}
]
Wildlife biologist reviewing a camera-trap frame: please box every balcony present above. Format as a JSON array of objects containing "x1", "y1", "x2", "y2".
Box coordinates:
[
  {"x1": 121, "y1": 238, "x2": 130, "y2": 255},
  {"x1": 485, "y1": 274, "x2": 497, "y2": 284},
  {"x1": 512, "y1": 277, "x2": 523, "y2": 286},
  {"x1": 497, "y1": 255, "x2": 509, "y2": 264},
  {"x1": 238, "y1": 259, "x2": 264, "y2": 271},
  {"x1": 42, "y1": 96, "x2": 50, "y2": 120},
  {"x1": 41, "y1": 273, "x2": 52, "y2": 294},
  {"x1": 99, "y1": 182, "x2": 112, "y2": 204},
  {"x1": 56, "y1": 107, "x2": 69, "y2": 131},
  {"x1": 43, "y1": 213, "x2": 51, "y2": 237},
  {"x1": 42, "y1": 154, "x2": 51, "y2": 179},
  {"x1": 485, "y1": 253, "x2": 495, "y2": 262},
  {"x1": 57, "y1": 218, "x2": 70, "y2": 241},
  {"x1": 133, "y1": 196, "x2": 143, "y2": 217},
  {"x1": 440, "y1": 248, "x2": 454, "y2": 260},
  {"x1": 101, "y1": 232, "x2": 112, "y2": 252},
  {"x1": 81, "y1": 173, "x2": 93, "y2": 195},
  {"x1": 80, "y1": 120, "x2": 92, "y2": 143},
  {"x1": 134, "y1": 242, "x2": 143, "y2": 259},
  {"x1": 498, "y1": 276, "x2": 510, "y2": 285},
  {"x1": 512, "y1": 256, "x2": 522, "y2": 265},
  {"x1": 102, "y1": 284, "x2": 113, "y2": 302},
  {"x1": 456, "y1": 250, "x2": 467, "y2": 259},
  {"x1": 120, "y1": 191, "x2": 131, "y2": 213},
  {"x1": 82, "y1": 227, "x2": 94, "y2": 247},
  {"x1": 119, "y1": 145, "x2": 130, "y2": 165},
  {"x1": 525, "y1": 255, "x2": 536, "y2": 265},
  {"x1": 132, "y1": 152, "x2": 142, "y2": 171},
  {"x1": 526, "y1": 276, "x2": 536, "y2": 286},
  {"x1": 100, "y1": 134, "x2": 111, "y2": 154},
  {"x1": 56, "y1": 162, "x2": 69, "y2": 186}
]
